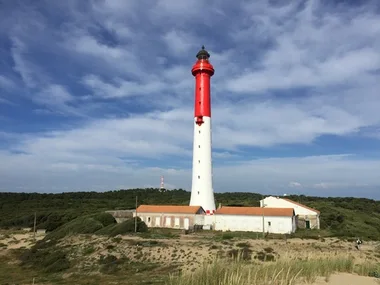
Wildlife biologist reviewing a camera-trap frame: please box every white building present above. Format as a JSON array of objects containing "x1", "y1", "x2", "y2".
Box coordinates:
[
  {"x1": 135, "y1": 205, "x2": 205, "y2": 230},
  {"x1": 213, "y1": 206, "x2": 296, "y2": 234},
  {"x1": 260, "y1": 196, "x2": 320, "y2": 229}
]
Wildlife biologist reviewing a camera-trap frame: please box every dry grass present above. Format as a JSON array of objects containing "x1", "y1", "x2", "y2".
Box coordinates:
[{"x1": 166, "y1": 252, "x2": 380, "y2": 285}]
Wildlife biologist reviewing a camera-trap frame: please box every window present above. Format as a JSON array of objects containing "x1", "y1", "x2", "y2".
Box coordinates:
[
  {"x1": 198, "y1": 160, "x2": 200, "y2": 163},
  {"x1": 199, "y1": 130, "x2": 201, "y2": 134},
  {"x1": 197, "y1": 191, "x2": 200, "y2": 195},
  {"x1": 198, "y1": 145, "x2": 200, "y2": 148},
  {"x1": 148, "y1": 217, "x2": 151, "y2": 223},
  {"x1": 268, "y1": 221, "x2": 271, "y2": 226},
  {"x1": 198, "y1": 175, "x2": 200, "y2": 179}
]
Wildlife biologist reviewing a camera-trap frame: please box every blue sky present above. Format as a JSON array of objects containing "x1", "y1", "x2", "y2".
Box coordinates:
[{"x1": 1, "y1": 0, "x2": 380, "y2": 198}]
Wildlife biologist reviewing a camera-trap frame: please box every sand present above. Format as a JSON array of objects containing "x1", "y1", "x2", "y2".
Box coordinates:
[
  {"x1": 305, "y1": 273, "x2": 380, "y2": 285},
  {"x1": 0, "y1": 229, "x2": 45, "y2": 250}
]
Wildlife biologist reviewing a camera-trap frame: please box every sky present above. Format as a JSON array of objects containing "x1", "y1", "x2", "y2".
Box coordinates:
[{"x1": 0, "y1": 0, "x2": 380, "y2": 198}]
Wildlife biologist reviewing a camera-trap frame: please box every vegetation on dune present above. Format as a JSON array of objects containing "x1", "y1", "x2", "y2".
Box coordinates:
[
  {"x1": 1, "y1": 188, "x2": 380, "y2": 239},
  {"x1": 18, "y1": 214, "x2": 148, "y2": 275}
]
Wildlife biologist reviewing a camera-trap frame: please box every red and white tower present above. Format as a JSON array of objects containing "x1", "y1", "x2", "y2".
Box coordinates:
[
  {"x1": 189, "y1": 46, "x2": 216, "y2": 214},
  {"x1": 160, "y1": 175, "x2": 165, "y2": 191}
]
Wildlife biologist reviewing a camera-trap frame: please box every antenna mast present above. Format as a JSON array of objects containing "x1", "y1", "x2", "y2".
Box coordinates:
[{"x1": 160, "y1": 176, "x2": 166, "y2": 192}]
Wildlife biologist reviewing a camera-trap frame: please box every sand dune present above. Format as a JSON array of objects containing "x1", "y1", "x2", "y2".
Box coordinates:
[{"x1": 303, "y1": 273, "x2": 379, "y2": 285}]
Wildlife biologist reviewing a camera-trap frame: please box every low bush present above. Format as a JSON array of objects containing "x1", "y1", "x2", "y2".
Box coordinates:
[
  {"x1": 20, "y1": 246, "x2": 70, "y2": 273},
  {"x1": 109, "y1": 218, "x2": 147, "y2": 237},
  {"x1": 93, "y1": 213, "x2": 116, "y2": 227},
  {"x1": 227, "y1": 247, "x2": 252, "y2": 261},
  {"x1": 46, "y1": 217, "x2": 103, "y2": 240},
  {"x1": 98, "y1": 254, "x2": 128, "y2": 274}
]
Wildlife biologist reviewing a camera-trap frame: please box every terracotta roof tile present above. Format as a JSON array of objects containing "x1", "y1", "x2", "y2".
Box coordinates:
[
  {"x1": 215, "y1": 206, "x2": 294, "y2": 217},
  {"x1": 136, "y1": 205, "x2": 203, "y2": 214},
  {"x1": 281, "y1": 198, "x2": 320, "y2": 214}
]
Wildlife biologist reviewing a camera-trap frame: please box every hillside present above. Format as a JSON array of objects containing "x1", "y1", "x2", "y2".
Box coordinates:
[{"x1": 1, "y1": 189, "x2": 380, "y2": 239}]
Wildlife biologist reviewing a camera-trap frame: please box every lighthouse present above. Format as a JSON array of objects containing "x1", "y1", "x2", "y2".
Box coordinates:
[{"x1": 189, "y1": 46, "x2": 216, "y2": 214}]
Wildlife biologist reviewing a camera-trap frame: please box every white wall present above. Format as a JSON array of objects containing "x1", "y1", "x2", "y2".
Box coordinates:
[
  {"x1": 203, "y1": 214, "x2": 215, "y2": 226},
  {"x1": 136, "y1": 212, "x2": 196, "y2": 229},
  {"x1": 261, "y1": 196, "x2": 318, "y2": 216},
  {"x1": 214, "y1": 214, "x2": 295, "y2": 234},
  {"x1": 195, "y1": 214, "x2": 205, "y2": 225},
  {"x1": 189, "y1": 116, "x2": 216, "y2": 213}
]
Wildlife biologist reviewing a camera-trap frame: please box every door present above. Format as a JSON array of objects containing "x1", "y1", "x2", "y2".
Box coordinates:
[
  {"x1": 305, "y1": 220, "x2": 311, "y2": 229},
  {"x1": 184, "y1": 218, "x2": 189, "y2": 230}
]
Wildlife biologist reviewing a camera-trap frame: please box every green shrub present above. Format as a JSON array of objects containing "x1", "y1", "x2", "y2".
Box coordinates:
[
  {"x1": 93, "y1": 213, "x2": 116, "y2": 227},
  {"x1": 20, "y1": 246, "x2": 70, "y2": 273},
  {"x1": 227, "y1": 247, "x2": 252, "y2": 260},
  {"x1": 45, "y1": 259, "x2": 70, "y2": 273},
  {"x1": 83, "y1": 245, "x2": 96, "y2": 255},
  {"x1": 236, "y1": 242, "x2": 250, "y2": 248},
  {"x1": 221, "y1": 234, "x2": 234, "y2": 240},
  {"x1": 109, "y1": 218, "x2": 147, "y2": 237},
  {"x1": 254, "y1": 251, "x2": 276, "y2": 262},
  {"x1": 98, "y1": 254, "x2": 128, "y2": 274},
  {"x1": 46, "y1": 217, "x2": 104, "y2": 240}
]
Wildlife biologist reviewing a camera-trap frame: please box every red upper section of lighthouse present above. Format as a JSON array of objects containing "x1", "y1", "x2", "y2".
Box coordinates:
[{"x1": 192, "y1": 46, "x2": 214, "y2": 121}]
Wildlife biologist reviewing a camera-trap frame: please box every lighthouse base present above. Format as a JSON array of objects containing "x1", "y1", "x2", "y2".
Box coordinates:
[{"x1": 189, "y1": 116, "x2": 216, "y2": 213}]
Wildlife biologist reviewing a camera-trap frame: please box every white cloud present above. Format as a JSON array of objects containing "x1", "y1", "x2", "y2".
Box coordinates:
[
  {"x1": 163, "y1": 30, "x2": 195, "y2": 56},
  {"x1": 0, "y1": 75, "x2": 14, "y2": 89},
  {"x1": 82, "y1": 75, "x2": 167, "y2": 99},
  {"x1": 1, "y1": 144, "x2": 379, "y2": 196},
  {"x1": 1, "y1": 0, "x2": 380, "y2": 196},
  {"x1": 226, "y1": 3, "x2": 380, "y2": 94},
  {"x1": 289, "y1": 182, "x2": 302, "y2": 188}
]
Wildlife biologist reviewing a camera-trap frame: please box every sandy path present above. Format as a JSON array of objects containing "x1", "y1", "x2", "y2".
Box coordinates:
[{"x1": 300, "y1": 273, "x2": 380, "y2": 285}]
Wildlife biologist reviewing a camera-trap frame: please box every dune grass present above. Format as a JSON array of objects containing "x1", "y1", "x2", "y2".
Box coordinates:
[{"x1": 166, "y1": 252, "x2": 380, "y2": 285}]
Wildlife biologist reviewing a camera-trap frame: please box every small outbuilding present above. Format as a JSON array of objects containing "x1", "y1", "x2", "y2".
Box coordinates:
[
  {"x1": 135, "y1": 205, "x2": 205, "y2": 230},
  {"x1": 260, "y1": 196, "x2": 320, "y2": 229},
  {"x1": 213, "y1": 206, "x2": 296, "y2": 234}
]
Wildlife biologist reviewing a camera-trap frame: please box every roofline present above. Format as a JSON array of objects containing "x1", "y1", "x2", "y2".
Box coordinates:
[
  {"x1": 282, "y1": 198, "x2": 320, "y2": 214},
  {"x1": 215, "y1": 213, "x2": 295, "y2": 217},
  {"x1": 215, "y1": 206, "x2": 295, "y2": 217},
  {"x1": 136, "y1": 205, "x2": 205, "y2": 214},
  {"x1": 137, "y1": 211, "x2": 202, "y2": 215},
  {"x1": 263, "y1": 196, "x2": 320, "y2": 214}
]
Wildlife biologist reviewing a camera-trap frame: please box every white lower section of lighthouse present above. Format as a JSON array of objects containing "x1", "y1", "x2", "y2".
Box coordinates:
[{"x1": 189, "y1": 116, "x2": 216, "y2": 214}]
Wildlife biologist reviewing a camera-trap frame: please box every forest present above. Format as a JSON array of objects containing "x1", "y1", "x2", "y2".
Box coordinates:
[{"x1": 1, "y1": 188, "x2": 380, "y2": 239}]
